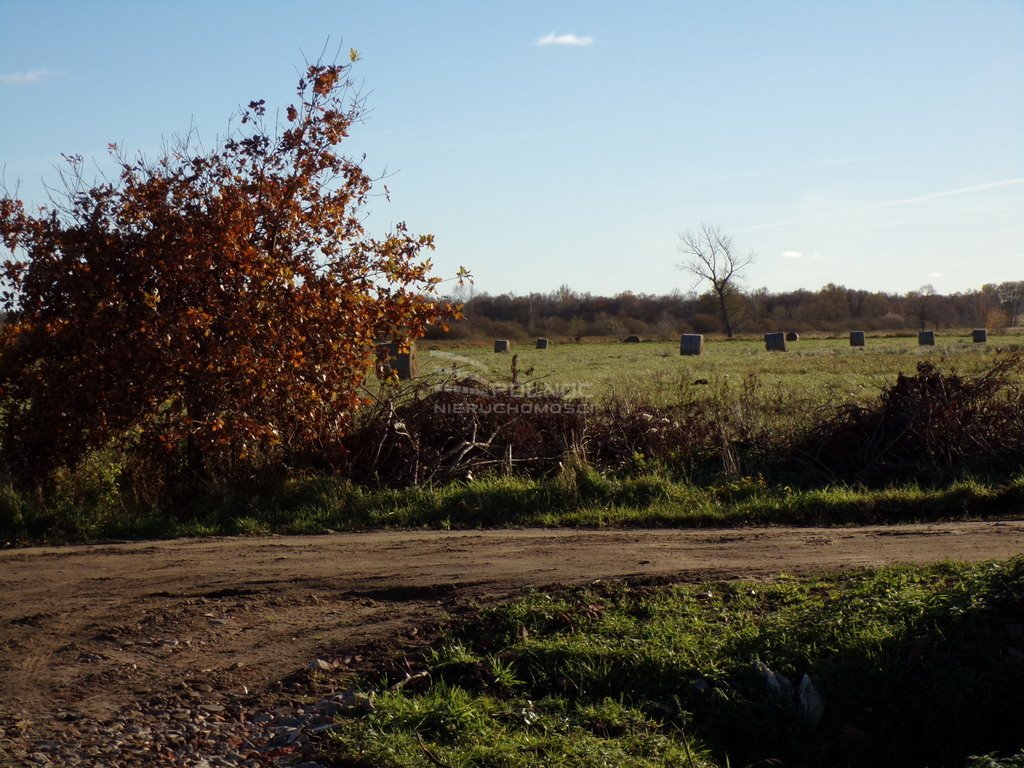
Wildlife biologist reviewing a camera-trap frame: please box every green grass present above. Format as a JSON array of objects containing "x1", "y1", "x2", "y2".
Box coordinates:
[
  {"x1": 313, "y1": 558, "x2": 1024, "y2": 768},
  {"x1": 5, "y1": 465, "x2": 1022, "y2": 544},
  {"x1": 419, "y1": 335, "x2": 1023, "y2": 407}
]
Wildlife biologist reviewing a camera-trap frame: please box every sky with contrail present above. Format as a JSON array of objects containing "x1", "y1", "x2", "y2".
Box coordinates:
[{"x1": 1, "y1": 0, "x2": 1020, "y2": 295}]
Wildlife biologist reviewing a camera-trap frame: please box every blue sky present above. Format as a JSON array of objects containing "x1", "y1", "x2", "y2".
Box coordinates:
[{"x1": 1, "y1": 0, "x2": 1021, "y2": 297}]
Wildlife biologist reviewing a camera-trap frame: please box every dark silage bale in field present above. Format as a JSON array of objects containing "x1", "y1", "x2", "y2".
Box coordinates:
[
  {"x1": 680, "y1": 334, "x2": 704, "y2": 356},
  {"x1": 764, "y1": 332, "x2": 787, "y2": 352},
  {"x1": 376, "y1": 341, "x2": 417, "y2": 380},
  {"x1": 494, "y1": 339, "x2": 510, "y2": 353},
  {"x1": 850, "y1": 331, "x2": 866, "y2": 347},
  {"x1": 623, "y1": 335, "x2": 642, "y2": 343},
  {"x1": 786, "y1": 331, "x2": 800, "y2": 342}
]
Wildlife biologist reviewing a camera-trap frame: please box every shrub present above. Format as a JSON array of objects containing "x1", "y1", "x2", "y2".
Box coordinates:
[
  {"x1": 344, "y1": 375, "x2": 590, "y2": 485},
  {"x1": 0, "y1": 56, "x2": 464, "y2": 493},
  {"x1": 688, "y1": 312, "x2": 721, "y2": 334},
  {"x1": 987, "y1": 309, "x2": 1011, "y2": 334},
  {"x1": 795, "y1": 354, "x2": 1024, "y2": 483}
]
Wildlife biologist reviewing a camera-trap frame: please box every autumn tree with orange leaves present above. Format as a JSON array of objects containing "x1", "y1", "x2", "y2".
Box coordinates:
[{"x1": 0, "y1": 54, "x2": 466, "y2": 489}]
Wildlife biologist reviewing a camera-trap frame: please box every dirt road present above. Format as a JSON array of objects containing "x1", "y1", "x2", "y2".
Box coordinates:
[{"x1": 2, "y1": 522, "x2": 1023, "y2": 765}]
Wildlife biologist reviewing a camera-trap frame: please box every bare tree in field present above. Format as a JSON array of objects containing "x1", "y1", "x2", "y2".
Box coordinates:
[
  {"x1": 906, "y1": 284, "x2": 936, "y2": 331},
  {"x1": 677, "y1": 224, "x2": 755, "y2": 338}
]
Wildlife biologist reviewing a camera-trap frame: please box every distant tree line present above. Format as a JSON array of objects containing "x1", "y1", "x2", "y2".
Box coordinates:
[{"x1": 428, "y1": 281, "x2": 1024, "y2": 341}]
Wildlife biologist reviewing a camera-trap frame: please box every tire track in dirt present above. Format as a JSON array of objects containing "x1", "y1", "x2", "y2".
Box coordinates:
[{"x1": 2, "y1": 521, "x2": 1022, "y2": 726}]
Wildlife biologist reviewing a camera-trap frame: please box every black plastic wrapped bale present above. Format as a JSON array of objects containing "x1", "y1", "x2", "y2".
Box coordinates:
[
  {"x1": 680, "y1": 334, "x2": 704, "y2": 356},
  {"x1": 377, "y1": 341, "x2": 417, "y2": 380},
  {"x1": 764, "y1": 332, "x2": 787, "y2": 352}
]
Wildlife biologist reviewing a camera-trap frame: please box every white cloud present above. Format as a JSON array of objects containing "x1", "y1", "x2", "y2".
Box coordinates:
[
  {"x1": 781, "y1": 250, "x2": 803, "y2": 259},
  {"x1": 0, "y1": 68, "x2": 64, "y2": 85},
  {"x1": 928, "y1": 272, "x2": 944, "y2": 278},
  {"x1": 535, "y1": 32, "x2": 594, "y2": 47}
]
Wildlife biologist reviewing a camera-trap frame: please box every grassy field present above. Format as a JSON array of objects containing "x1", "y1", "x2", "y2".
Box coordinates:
[
  {"x1": 418, "y1": 334, "x2": 1023, "y2": 406},
  {"x1": 3, "y1": 331, "x2": 1022, "y2": 544},
  {"x1": 313, "y1": 558, "x2": 1024, "y2": 768}
]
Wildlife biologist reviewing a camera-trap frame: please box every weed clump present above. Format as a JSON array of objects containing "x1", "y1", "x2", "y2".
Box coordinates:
[
  {"x1": 796, "y1": 354, "x2": 1024, "y2": 484},
  {"x1": 343, "y1": 375, "x2": 590, "y2": 485}
]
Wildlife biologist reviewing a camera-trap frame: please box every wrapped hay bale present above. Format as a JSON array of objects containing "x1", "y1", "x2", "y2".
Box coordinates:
[
  {"x1": 764, "y1": 332, "x2": 787, "y2": 352},
  {"x1": 376, "y1": 341, "x2": 417, "y2": 380},
  {"x1": 680, "y1": 334, "x2": 704, "y2": 356}
]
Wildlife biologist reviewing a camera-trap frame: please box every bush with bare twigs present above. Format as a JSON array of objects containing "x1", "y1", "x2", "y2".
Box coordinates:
[
  {"x1": 795, "y1": 354, "x2": 1024, "y2": 484},
  {"x1": 343, "y1": 373, "x2": 590, "y2": 486}
]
